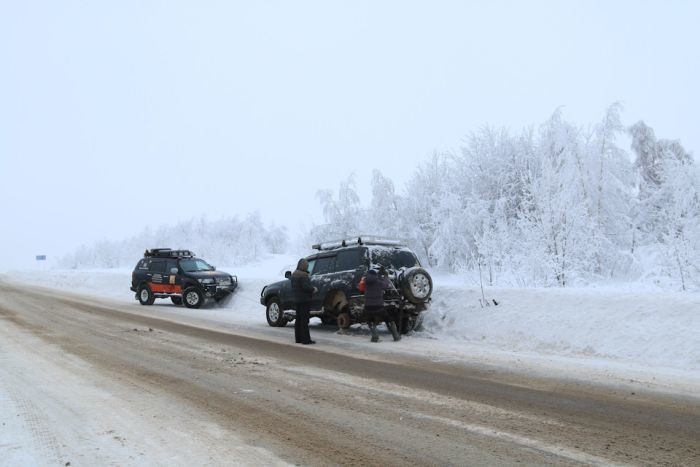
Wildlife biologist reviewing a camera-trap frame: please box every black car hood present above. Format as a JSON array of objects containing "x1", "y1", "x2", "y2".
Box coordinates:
[
  {"x1": 185, "y1": 270, "x2": 232, "y2": 280},
  {"x1": 265, "y1": 279, "x2": 289, "y2": 289}
]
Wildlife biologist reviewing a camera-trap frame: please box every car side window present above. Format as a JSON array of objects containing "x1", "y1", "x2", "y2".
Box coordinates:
[
  {"x1": 312, "y1": 256, "x2": 335, "y2": 275},
  {"x1": 167, "y1": 261, "x2": 178, "y2": 273},
  {"x1": 306, "y1": 259, "x2": 316, "y2": 275},
  {"x1": 148, "y1": 260, "x2": 166, "y2": 273},
  {"x1": 335, "y1": 250, "x2": 360, "y2": 272}
]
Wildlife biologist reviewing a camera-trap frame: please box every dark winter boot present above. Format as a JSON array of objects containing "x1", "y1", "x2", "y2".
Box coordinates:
[
  {"x1": 387, "y1": 321, "x2": 401, "y2": 341},
  {"x1": 370, "y1": 323, "x2": 379, "y2": 343}
]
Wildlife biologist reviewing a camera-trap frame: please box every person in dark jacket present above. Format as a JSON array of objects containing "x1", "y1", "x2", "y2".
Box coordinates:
[
  {"x1": 364, "y1": 268, "x2": 400, "y2": 342},
  {"x1": 291, "y1": 258, "x2": 316, "y2": 345}
]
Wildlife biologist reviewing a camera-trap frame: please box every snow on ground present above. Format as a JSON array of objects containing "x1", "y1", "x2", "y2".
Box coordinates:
[{"x1": 5, "y1": 254, "x2": 700, "y2": 396}]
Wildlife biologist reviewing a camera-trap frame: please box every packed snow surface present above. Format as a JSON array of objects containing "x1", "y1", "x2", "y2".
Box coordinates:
[{"x1": 6, "y1": 254, "x2": 700, "y2": 395}]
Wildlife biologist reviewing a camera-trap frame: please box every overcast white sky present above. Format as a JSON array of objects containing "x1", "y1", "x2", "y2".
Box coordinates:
[{"x1": 1, "y1": 0, "x2": 698, "y2": 270}]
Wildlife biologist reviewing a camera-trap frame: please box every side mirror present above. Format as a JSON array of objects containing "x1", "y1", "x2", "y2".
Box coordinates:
[
  {"x1": 284, "y1": 271, "x2": 292, "y2": 279},
  {"x1": 170, "y1": 268, "x2": 178, "y2": 274}
]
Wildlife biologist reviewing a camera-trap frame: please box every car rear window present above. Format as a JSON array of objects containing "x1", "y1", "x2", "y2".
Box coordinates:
[{"x1": 371, "y1": 249, "x2": 419, "y2": 269}]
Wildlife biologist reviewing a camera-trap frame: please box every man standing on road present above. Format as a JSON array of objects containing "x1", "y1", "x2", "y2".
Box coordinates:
[
  {"x1": 364, "y1": 267, "x2": 400, "y2": 343},
  {"x1": 291, "y1": 258, "x2": 316, "y2": 345}
]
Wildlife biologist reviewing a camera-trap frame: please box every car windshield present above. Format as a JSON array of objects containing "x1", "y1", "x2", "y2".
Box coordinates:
[
  {"x1": 371, "y1": 249, "x2": 419, "y2": 270},
  {"x1": 180, "y1": 258, "x2": 214, "y2": 272}
]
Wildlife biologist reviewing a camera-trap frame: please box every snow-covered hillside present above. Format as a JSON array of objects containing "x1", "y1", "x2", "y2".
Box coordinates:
[{"x1": 6, "y1": 254, "x2": 700, "y2": 395}]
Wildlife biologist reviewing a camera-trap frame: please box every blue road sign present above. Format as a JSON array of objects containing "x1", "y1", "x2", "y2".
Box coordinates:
[{"x1": 35, "y1": 255, "x2": 47, "y2": 261}]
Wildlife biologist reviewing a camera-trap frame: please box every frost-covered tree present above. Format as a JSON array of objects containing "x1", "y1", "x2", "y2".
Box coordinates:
[
  {"x1": 58, "y1": 213, "x2": 289, "y2": 268},
  {"x1": 584, "y1": 103, "x2": 635, "y2": 275},
  {"x1": 402, "y1": 152, "x2": 452, "y2": 266},
  {"x1": 368, "y1": 169, "x2": 401, "y2": 238},
  {"x1": 307, "y1": 105, "x2": 698, "y2": 289},
  {"x1": 315, "y1": 173, "x2": 363, "y2": 241}
]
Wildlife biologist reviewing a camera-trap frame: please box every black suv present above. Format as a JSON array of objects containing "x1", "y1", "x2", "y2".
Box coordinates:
[
  {"x1": 131, "y1": 249, "x2": 237, "y2": 308},
  {"x1": 260, "y1": 237, "x2": 432, "y2": 334}
]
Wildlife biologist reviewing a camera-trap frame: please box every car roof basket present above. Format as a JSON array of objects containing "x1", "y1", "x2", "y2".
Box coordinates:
[
  {"x1": 312, "y1": 235, "x2": 405, "y2": 251},
  {"x1": 144, "y1": 248, "x2": 195, "y2": 258}
]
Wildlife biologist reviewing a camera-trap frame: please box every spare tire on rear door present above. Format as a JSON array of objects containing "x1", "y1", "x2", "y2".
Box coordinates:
[{"x1": 401, "y1": 268, "x2": 433, "y2": 304}]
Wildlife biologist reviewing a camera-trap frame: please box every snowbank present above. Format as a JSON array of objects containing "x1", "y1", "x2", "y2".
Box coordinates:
[{"x1": 422, "y1": 280, "x2": 700, "y2": 371}]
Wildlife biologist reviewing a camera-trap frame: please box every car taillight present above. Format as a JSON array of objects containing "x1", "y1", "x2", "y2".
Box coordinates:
[{"x1": 358, "y1": 277, "x2": 366, "y2": 293}]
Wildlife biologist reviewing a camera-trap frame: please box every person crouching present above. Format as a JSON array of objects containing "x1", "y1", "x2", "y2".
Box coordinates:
[{"x1": 364, "y1": 268, "x2": 400, "y2": 342}]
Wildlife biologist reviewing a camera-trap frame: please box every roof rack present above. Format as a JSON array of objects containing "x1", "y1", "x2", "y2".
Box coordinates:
[
  {"x1": 312, "y1": 235, "x2": 405, "y2": 251},
  {"x1": 144, "y1": 248, "x2": 195, "y2": 258}
]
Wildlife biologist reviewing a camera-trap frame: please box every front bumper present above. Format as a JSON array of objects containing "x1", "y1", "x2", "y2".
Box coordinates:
[{"x1": 201, "y1": 276, "x2": 238, "y2": 298}]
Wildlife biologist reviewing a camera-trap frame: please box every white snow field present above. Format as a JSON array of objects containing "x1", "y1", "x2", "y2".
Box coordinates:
[{"x1": 5, "y1": 254, "x2": 700, "y2": 396}]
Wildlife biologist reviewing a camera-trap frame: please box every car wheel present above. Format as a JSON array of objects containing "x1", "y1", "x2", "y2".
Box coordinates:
[
  {"x1": 266, "y1": 297, "x2": 286, "y2": 327},
  {"x1": 397, "y1": 314, "x2": 422, "y2": 334},
  {"x1": 183, "y1": 287, "x2": 203, "y2": 309},
  {"x1": 402, "y1": 268, "x2": 433, "y2": 304},
  {"x1": 171, "y1": 296, "x2": 183, "y2": 306},
  {"x1": 336, "y1": 312, "x2": 351, "y2": 330},
  {"x1": 137, "y1": 284, "x2": 155, "y2": 305}
]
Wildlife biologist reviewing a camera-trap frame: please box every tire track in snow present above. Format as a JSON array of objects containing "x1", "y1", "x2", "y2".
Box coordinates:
[{"x1": 0, "y1": 334, "x2": 65, "y2": 466}]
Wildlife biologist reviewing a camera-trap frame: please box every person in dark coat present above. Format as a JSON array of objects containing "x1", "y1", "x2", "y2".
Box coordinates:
[
  {"x1": 291, "y1": 258, "x2": 316, "y2": 345},
  {"x1": 364, "y1": 267, "x2": 400, "y2": 342}
]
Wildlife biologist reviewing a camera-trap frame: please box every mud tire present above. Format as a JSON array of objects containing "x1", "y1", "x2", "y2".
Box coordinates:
[
  {"x1": 183, "y1": 287, "x2": 203, "y2": 309},
  {"x1": 138, "y1": 284, "x2": 155, "y2": 306},
  {"x1": 266, "y1": 297, "x2": 287, "y2": 327}
]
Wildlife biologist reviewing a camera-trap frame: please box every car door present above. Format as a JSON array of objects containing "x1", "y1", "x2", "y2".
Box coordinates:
[
  {"x1": 333, "y1": 248, "x2": 364, "y2": 294},
  {"x1": 309, "y1": 254, "x2": 335, "y2": 308},
  {"x1": 165, "y1": 259, "x2": 182, "y2": 294},
  {"x1": 147, "y1": 259, "x2": 167, "y2": 293}
]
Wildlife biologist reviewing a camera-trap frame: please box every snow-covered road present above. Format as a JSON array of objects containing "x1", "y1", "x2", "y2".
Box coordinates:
[{"x1": 2, "y1": 280, "x2": 699, "y2": 466}]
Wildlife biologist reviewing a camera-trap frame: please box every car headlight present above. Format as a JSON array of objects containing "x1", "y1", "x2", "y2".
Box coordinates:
[{"x1": 198, "y1": 278, "x2": 215, "y2": 284}]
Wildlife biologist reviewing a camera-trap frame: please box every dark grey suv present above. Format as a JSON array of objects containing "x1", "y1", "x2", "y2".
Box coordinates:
[{"x1": 260, "y1": 237, "x2": 432, "y2": 334}]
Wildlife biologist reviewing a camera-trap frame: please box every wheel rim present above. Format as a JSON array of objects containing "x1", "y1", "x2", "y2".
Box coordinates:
[
  {"x1": 140, "y1": 289, "x2": 149, "y2": 302},
  {"x1": 410, "y1": 274, "x2": 430, "y2": 299},
  {"x1": 186, "y1": 291, "x2": 200, "y2": 306},
  {"x1": 268, "y1": 302, "x2": 280, "y2": 322}
]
